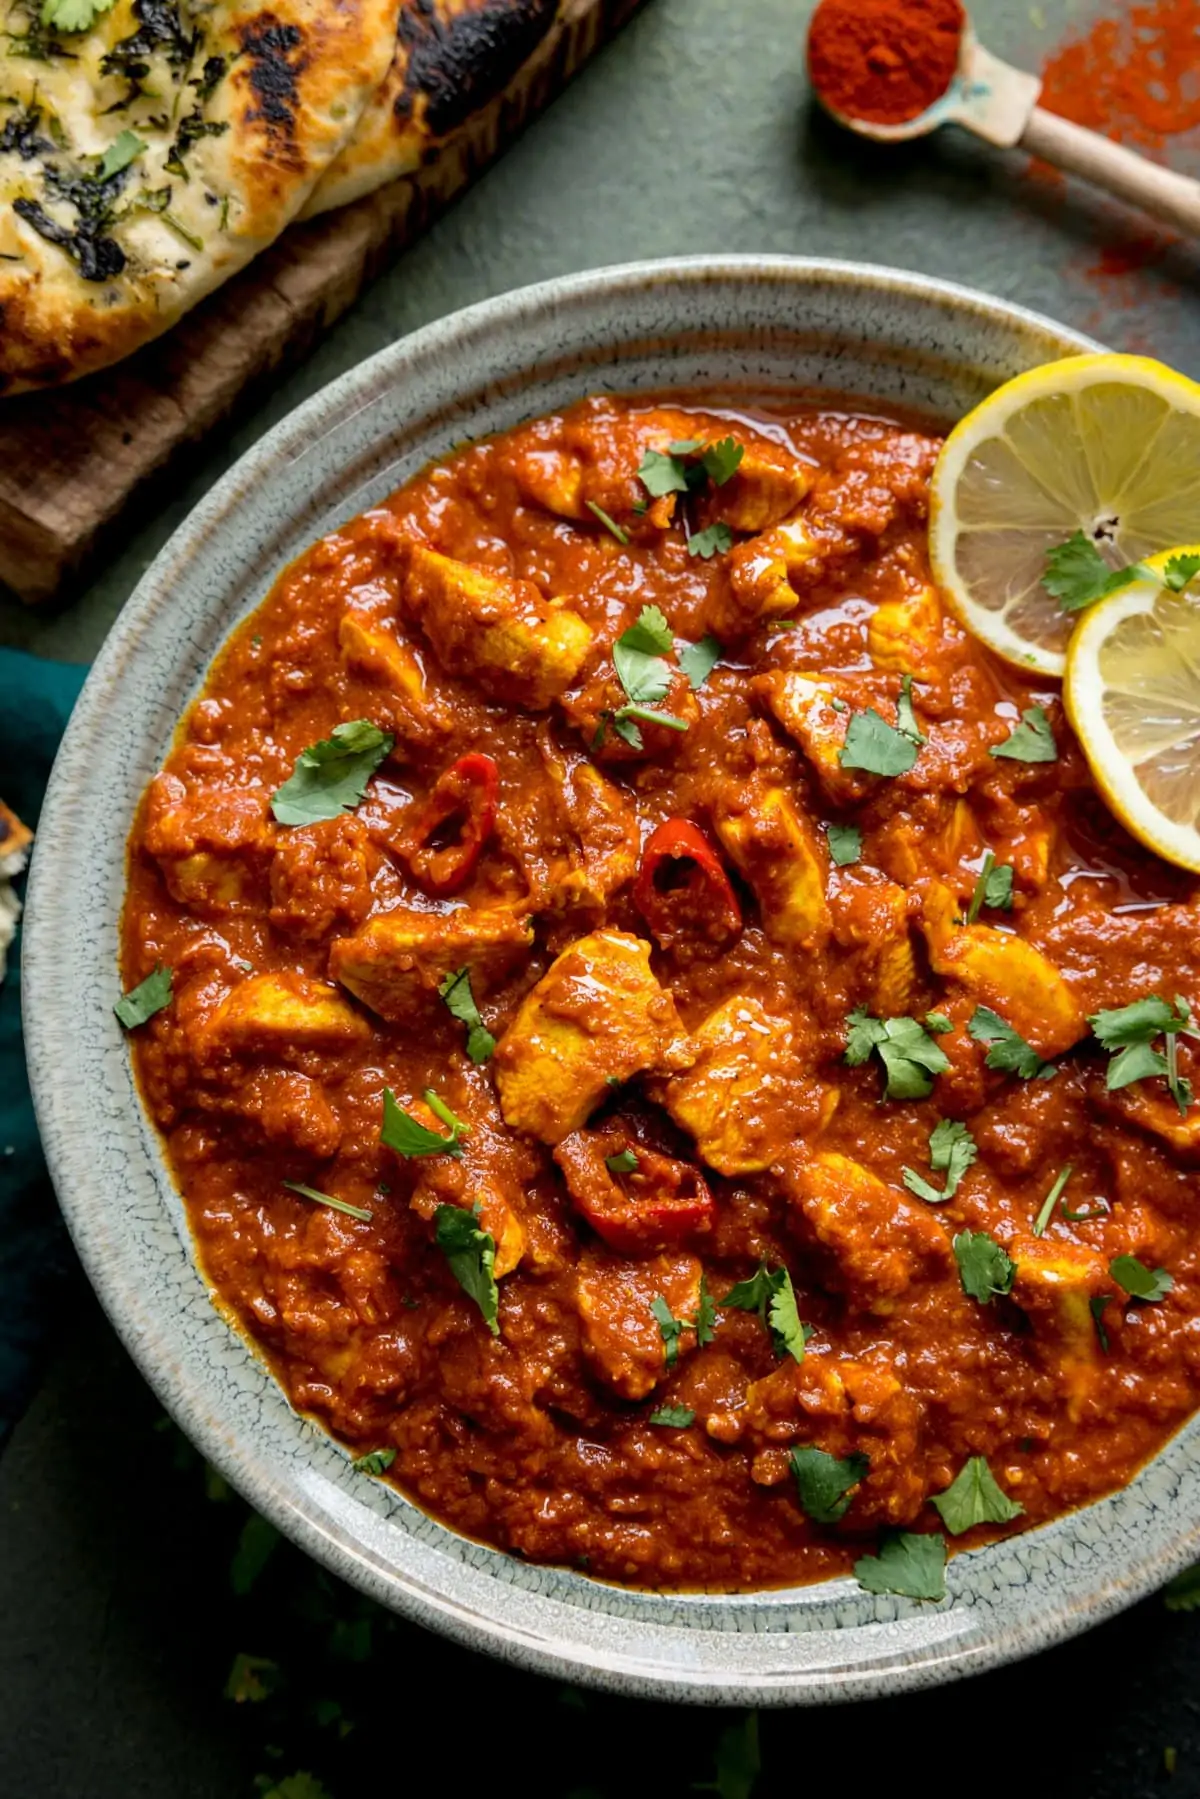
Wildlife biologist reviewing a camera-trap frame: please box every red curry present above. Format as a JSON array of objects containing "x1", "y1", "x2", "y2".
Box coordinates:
[{"x1": 121, "y1": 392, "x2": 1200, "y2": 1592}]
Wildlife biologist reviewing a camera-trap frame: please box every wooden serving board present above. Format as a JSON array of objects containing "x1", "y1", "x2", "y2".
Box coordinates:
[{"x1": 0, "y1": 0, "x2": 645, "y2": 606}]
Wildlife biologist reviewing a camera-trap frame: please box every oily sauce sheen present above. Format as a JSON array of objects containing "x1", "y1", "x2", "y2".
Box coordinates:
[{"x1": 122, "y1": 393, "x2": 1200, "y2": 1592}]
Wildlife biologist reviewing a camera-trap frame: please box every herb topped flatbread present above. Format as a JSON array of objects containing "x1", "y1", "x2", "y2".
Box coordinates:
[
  {"x1": 0, "y1": 0, "x2": 401, "y2": 392},
  {"x1": 302, "y1": 0, "x2": 561, "y2": 219}
]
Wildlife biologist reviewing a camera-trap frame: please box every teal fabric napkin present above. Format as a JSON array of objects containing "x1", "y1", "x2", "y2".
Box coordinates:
[{"x1": 0, "y1": 648, "x2": 88, "y2": 1448}]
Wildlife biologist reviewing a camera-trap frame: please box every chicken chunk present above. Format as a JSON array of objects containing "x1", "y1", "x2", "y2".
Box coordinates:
[
  {"x1": 781, "y1": 1151, "x2": 952, "y2": 1312},
  {"x1": 410, "y1": 1158, "x2": 528, "y2": 1280},
  {"x1": 866, "y1": 584, "x2": 948, "y2": 683},
  {"x1": 712, "y1": 780, "x2": 830, "y2": 949},
  {"x1": 330, "y1": 907, "x2": 533, "y2": 1025},
  {"x1": 661, "y1": 995, "x2": 809, "y2": 1176},
  {"x1": 830, "y1": 876, "x2": 917, "y2": 1017},
  {"x1": 401, "y1": 542, "x2": 593, "y2": 709},
  {"x1": 339, "y1": 610, "x2": 451, "y2": 747},
  {"x1": 722, "y1": 517, "x2": 818, "y2": 636},
  {"x1": 574, "y1": 1250, "x2": 704, "y2": 1399},
  {"x1": 1010, "y1": 1237, "x2": 1110, "y2": 1415},
  {"x1": 752, "y1": 671, "x2": 873, "y2": 809},
  {"x1": 693, "y1": 446, "x2": 813, "y2": 534},
  {"x1": 494, "y1": 930, "x2": 695, "y2": 1144},
  {"x1": 141, "y1": 773, "x2": 271, "y2": 913},
  {"x1": 535, "y1": 744, "x2": 639, "y2": 913},
  {"x1": 200, "y1": 973, "x2": 370, "y2": 1058},
  {"x1": 920, "y1": 881, "x2": 1086, "y2": 1057}
]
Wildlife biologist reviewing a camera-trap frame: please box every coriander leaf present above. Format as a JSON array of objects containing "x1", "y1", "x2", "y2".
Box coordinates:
[
  {"x1": 926, "y1": 1012, "x2": 953, "y2": 1034},
  {"x1": 40, "y1": 0, "x2": 116, "y2": 29},
  {"x1": 271, "y1": 719, "x2": 393, "y2": 826},
  {"x1": 902, "y1": 1117, "x2": 977, "y2": 1203},
  {"x1": 720, "y1": 1264, "x2": 778, "y2": 1316},
  {"x1": 668, "y1": 439, "x2": 702, "y2": 454},
  {"x1": 97, "y1": 129, "x2": 145, "y2": 180},
  {"x1": 437, "y1": 966, "x2": 495, "y2": 1064},
  {"x1": 380, "y1": 1087, "x2": 467, "y2": 1159},
  {"x1": 1089, "y1": 994, "x2": 1179, "y2": 1047},
  {"x1": 846, "y1": 1010, "x2": 951, "y2": 1100},
  {"x1": 1163, "y1": 552, "x2": 1200, "y2": 593},
  {"x1": 224, "y1": 1652, "x2": 280, "y2": 1704},
  {"x1": 352, "y1": 1447, "x2": 396, "y2": 1475},
  {"x1": 1044, "y1": 531, "x2": 1141, "y2": 613},
  {"x1": 688, "y1": 522, "x2": 733, "y2": 559},
  {"x1": 954, "y1": 1228, "x2": 1016, "y2": 1302},
  {"x1": 968, "y1": 1005, "x2": 1057, "y2": 1080},
  {"x1": 679, "y1": 632, "x2": 723, "y2": 689},
  {"x1": 840, "y1": 707, "x2": 919, "y2": 776},
  {"x1": 605, "y1": 1148, "x2": 639, "y2": 1175},
  {"x1": 854, "y1": 1530, "x2": 946, "y2": 1602},
  {"x1": 1107, "y1": 1040, "x2": 1169, "y2": 1090},
  {"x1": 612, "y1": 642, "x2": 671, "y2": 706},
  {"x1": 114, "y1": 962, "x2": 172, "y2": 1029},
  {"x1": 434, "y1": 1202, "x2": 499, "y2": 1335},
  {"x1": 611, "y1": 713, "x2": 643, "y2": 750},
  {"x1": 282, "y1": 1180, "x2": 373, "y2": 1224},
  {"x1": 844, "y1": 1006, "x2": 887, "y2": 1066},
  {"x1": 619, "y1": 603, "x2": 673, "y2": 654},
  {"x1": 1032, "y1": 1164, "x2": 1073, "y2": 1236},
  {"x1": 695, "y1": 1272, "x2": 716, "y2": 1346},
  {"x1": 931, "y1": 1456, "x2": 1024, "y2": 1535},
  {"x1": 826, "y1": 823, "x2": 862, "y2": 867},
  {"x1": 1090, "y1": 1293, "x2": 1113, "y2": 1352},
  {"x1": 651, "y1": 1294, "x2": 687, "y2": 1366},
  {"x1": 990, "y1": 705, "x2": 1057, "y2": 764},
  {"x1": 649, "y1": 1404, "x2": 695, "y2": 1428},
  {"x1": 586, "y1": 500, "x2": 630, "y2": 545},
  {"x1": 700, "y1": 436, "x2": 744, "y2": 486},
  {"x1": 767, "y1": 1273, "x2": 808, "y2": 1364},
  {"x1": 789, "y1": 1445, "x2": 869, "y2": 1525},
  {"x1": 1110, "y1": 1254, "x2": 1173, "y2": 1303},
  {"x1": 965, "y1": 850, "x2": 1014, "y2": 923},
  {"x1": 1164, "y1": 1560, "x2": 1200, "y2": 1612},
  {"x1": 896, "y1": 674, "x2": 926, "y2": 744},
  {"x1": 637, "y1": 448, "x2": 692, "y2": 498}
]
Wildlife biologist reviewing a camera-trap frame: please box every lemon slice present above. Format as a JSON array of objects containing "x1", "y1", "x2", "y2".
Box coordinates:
[
  {"x1": 1065, "y1": 546, "x2": 1200, "y2": 872},
  {"x1": 929, "y1": 354, "x2": 1200, "y2": 678}
]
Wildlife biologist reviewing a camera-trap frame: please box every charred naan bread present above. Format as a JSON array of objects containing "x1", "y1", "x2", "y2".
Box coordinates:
[
  {"x1": 302, "y1": 0, "x2": 561, "y2": 219},
  {"x1": 0, "y1": 0, "x2": 400, "y2": 392}
]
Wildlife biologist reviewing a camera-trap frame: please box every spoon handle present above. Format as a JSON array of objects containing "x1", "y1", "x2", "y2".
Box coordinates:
[{"x1": 1020, "y1": 107, "x2": 1200, "y2": 236}]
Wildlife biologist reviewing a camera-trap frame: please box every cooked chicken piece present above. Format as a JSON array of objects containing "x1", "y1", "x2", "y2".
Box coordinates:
[
  {"x1": 515, "y1": 449, "x2": 587, "y2": 519},
  {"x1": 400, "y1": 542, "x2": 593, "y2": 709},
  {"x1": 781, "y1": 1151, "x2": 952, "y2": 1313},
  {"x1": 661, "y1": 995, "x2": 806, "y2": 1176},
  {"x1": 1099, "y1": 1085, "x2": 1200, "y2": 1162},
  {"x1": 339, "y1": 610, "x2": 451, "y2": 747},
  {"x1": 722, "y1": 517, "x2": 818, "y2": 635},
  {"x1": 574, "y1": 1250, "x2": 704, "y2": 1399},
  {"x1": 829, "y1": 876, "x2": 917, "y2": 1017},
  {"x1": 1010, "y1": 1237, "x2": 1111, "y2": 1416},
  {"x1": 410, "y1": 1158, "x2": 528, "y2": 1280},
  {"x1": 712, "y1": 780, "x2": 830, "y2": 949},
  {"x1": 494, "y1": 930, "x2": 695, "y2": 1144},
  {"x1": 331, "y1": 907, "x2": 532, "y2": 1025},
  {"x1": 693, "y1": 446, "x2": 813, "y2": 534},
  {"x1": 200, "y1": 973, "x2": 370, "y2": 1058},
  {"x1": 142, "y1": 773, "x2": 271, "y2": 912},
  {"x1": 866, "y1": 584, "x2": 947, "y2": 683},
  {"x1": 162, "y1": 852, "x2": 253, "y2": 912},
  {"x1": 752, "y1": 671, "x2": 872, "y2": 808},
  {"x1": 533, "y1": 744, "x2": 639, "y2": 913},
  {"x1": 919, "y1": 881, "x2": 1086, "y2": 1057}
]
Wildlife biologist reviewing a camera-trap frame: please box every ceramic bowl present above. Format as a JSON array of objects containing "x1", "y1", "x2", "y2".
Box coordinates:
[{"x1": 28, "y1": 256, "x2": 1193, "y2": 1705}]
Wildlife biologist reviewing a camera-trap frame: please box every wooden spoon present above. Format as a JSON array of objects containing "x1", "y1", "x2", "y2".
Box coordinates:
[{"x1": 817, "y1": 22, "x2": 1200, "y2": 237}]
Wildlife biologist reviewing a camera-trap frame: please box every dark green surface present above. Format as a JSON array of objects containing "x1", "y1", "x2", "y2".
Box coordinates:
[{"x1": 4, "y1": 1, "x2": 1200, "y2": 1789}]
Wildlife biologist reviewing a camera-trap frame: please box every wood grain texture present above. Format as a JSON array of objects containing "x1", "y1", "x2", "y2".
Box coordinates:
[{"x1": 0, "y1": 0, "x2": 644, "y2": 606}]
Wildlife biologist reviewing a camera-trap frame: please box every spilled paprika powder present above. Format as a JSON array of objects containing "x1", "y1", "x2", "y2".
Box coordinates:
[{"x1": 807, "y1": 0, "x2": 965, "y2": 125}]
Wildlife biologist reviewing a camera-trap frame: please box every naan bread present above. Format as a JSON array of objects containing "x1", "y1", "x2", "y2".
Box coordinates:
[
  {"x1": 302, "y1": 0, "x2": 561, "y2": 219},
  {"x1": 0, "y1": 0, "x2": 401, "y2": 392}
]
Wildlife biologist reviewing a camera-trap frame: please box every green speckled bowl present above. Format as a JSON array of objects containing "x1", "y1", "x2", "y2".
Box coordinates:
[{"x1": 29, "y1": 256, "x2": 1187, "y2": 1706}]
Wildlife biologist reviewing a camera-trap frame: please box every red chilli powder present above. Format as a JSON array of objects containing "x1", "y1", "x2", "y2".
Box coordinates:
[{"x1": 807, "y1": 0, "x2": 966, "y2": 126}]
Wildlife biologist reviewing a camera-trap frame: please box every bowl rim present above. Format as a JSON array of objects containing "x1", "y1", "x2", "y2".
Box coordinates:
[{"x1": 31, "y1": 253, "x2": 1193, "y2": 1708}]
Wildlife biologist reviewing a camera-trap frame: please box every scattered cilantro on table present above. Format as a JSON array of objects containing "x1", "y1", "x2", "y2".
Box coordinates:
[
  {"x1": 114, "y1": 962, "x2": 173, "y2": 1028},
  {"x1": 931, "y1": 1456, "x2": 1024, "y2": 1535},
  {"x1": 1164, "y1": 1559, "x2": 1200, "y2": 1612},
  {"x1": 434, "y1": 1203, "x2": 499, "y2": 1336},
  {"x1": 854, "y1": 1530, "x2": 946, "y2": 1602},
  {"x1": 1110, "y1": 1254, "x2": 1173, "y2": 1303},
  {"x1": 968, "y1": 1005, "x2": 1057, "y2": 1079},
  {"x1": 282, "y1": 1180, "x2": 372, "y2": 1224},
  {"x1": 989, "y1": 705, "x2": 1057, "y2": 763},
  {"x1": 845, "y1": 1007, "x2": 951, "y2": 1100},
  {"x1": 902, "y1": 1117, "x2": 977, "y2": 1203},
  {"x1": 721, "y1": 1263, "x2": 810, "y2": 1363},
  {"x1": 953, "y1": 1229, "x2": 1016, "y2": 1303},
  {"x1": 271, "y1": 720, "x2": 393, "y2": 826},
  {"x1": 1089, "y1": 993, "x2": 1197, "y2": 1114},
  {"x1": 437, "y1": 966, "x2": 495, "y2": 1064},
  {"x1": 789, "y1": 1446, "x2": 869, "y2": 1525},
  {"x1": 380, "y1": 1087, "x2": 468, "y2": 1158}
]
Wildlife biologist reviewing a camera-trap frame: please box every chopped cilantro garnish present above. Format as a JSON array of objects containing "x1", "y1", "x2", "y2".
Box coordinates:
[
  {"x1": 895, "y1": 674, "x2": 926, "y2": 745},
  {"x1": 968, "y1": 1005, "x2": 1056, "y2": 1080},
  {"x1": 380, "y1": 1087, "x2": 468, "y2": 1159},
  {"x1": 282, "y1": 1180, "x2": 372, "y2": 1224},
  {"x1": 1110, "y1": 1254, "x2": 1173, "y2": 1303},
  {"x1": 931, "y1": 1456, "x2": 1024, "y2": 1535},
  {"x1": 1044, "y1": 532, "x2": 1142, "y2": 613},
  {"x1": 40, "y1": 0, "x2": 116, "y2": 29},
  {"x1": 694, "y1": 1273, "x2": 716, "y2": 1346},
  {"x1": 720, "y1": 1263, "x2": 810, "y2": 1363},
  {"x1": 839, "y1": 706, "x2": 919, "y2": 776},
  {"x1": 1164, "y1": 552, "x2": 1200, "y2": 592},
  {"x1": 649, "y1": 1404, "x2": 695, "y2": 1428},
  {"x1": 826, "y1": 823, "x2": 862, "y2": 867},
  {"x1": 434, "y1": 1202, "x2": 499, "y2": 1335},
  {"x1": 1089, "y1": 993, "x2": 1197, "y2": 1115},
  {"x1": 964, "y1": 850, "x2": 1014, "y2": 923},
  {"x1": 989, "y1": 706, "x2": 1057, "y2": 763},
  {"x1": 925, "y1": 1012, "x2": 953, "y2": 1034},
  {"x1": 586, "y1": 500, "x2": 630, "y2": 545},
  {"x1": 679, "y1": 632, "x2": 722, "y2": 689},
  {"x1": 636, "y1": 437, "x2": 744, "y2": 501},
  {"x1": 700, "y1": 436, "x2": 745, "y2": 486},
  {"x1": 1090, "y1": 1293, "x2": 1113, "y2": 1352},
  {"x1": 854, "y1": 1530, "x2": 946, "y2": 1602},
  {"x1": 352, "y1": 1447, "x2": 396, "y2": 1475},
  {"x1": 953, "y1": 1229, "x2": 1016, "y2": 1303},
  {"x1": 902, "y1": 1117, "x2": 977, "y2": 1203},
  {"x1": 651, "y1": 1294, "x2": 689, "y2": 1366},
  {"x1": 789, "y1": 1445, "x2": 869, "y2": 1524},
  {"x1": 637, "y1": 447, "x2": 694, "y2": 498},
  {"x1": 605, "y1": 1148, "x2": 639, "y2": 1175},
  {"x1": 1032, "y1": 1165, "x2": 1073, "y2": 1236},
  {"x1": 687, "y1": 521, "x2": 733, "y2": 559},
  {"x1": 607, "y1": 605, "x2": 689, "y2": 748},
  {"x1": 114, "y1": 962, "x2": 172, "y2": 1029},
  {"x1": 845, "y1": 1008, "x2": 951, "y2": 1100},
  {"x1": 437, "y1": 966, "x2": 495, "y2": 1064},
  {"x1": 97, "y1": 128, "x2": 144, "y2": 180},
  {"x1": 270, "y1": 720, "x2": 393, "y2": 826}
]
